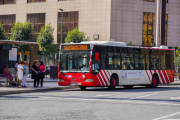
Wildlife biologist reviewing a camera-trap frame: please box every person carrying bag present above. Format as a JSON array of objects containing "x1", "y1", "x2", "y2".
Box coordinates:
[
  {"x1": 31, "y1": 60, "x2": 40, "y2": 87},
  {"x1": 39, "y1": 61, "x2": 46, "y2": 87}
]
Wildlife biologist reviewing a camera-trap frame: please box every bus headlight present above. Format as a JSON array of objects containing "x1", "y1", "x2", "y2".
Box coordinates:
[
  {"x1": 84, "y1": 79, "x2": 94, "y2": 82},
  {"x1": 58, "y1": 79, "x2": 64, "y2": 82}
]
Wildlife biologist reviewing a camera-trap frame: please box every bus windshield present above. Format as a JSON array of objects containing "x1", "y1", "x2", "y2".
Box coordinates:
[{"x1": 60, "y1": 51, "x2": 90, "y2": 73}]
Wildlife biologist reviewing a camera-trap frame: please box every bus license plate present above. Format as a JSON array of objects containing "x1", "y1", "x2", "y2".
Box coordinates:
[{"x1": 70, "y1": 83, "x2": 81, "y2": 86}]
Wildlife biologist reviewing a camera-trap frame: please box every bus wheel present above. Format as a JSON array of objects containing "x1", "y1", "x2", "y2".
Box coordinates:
[
  {"x1": 151, "y1": 76, "x2": 158, "y2": 88},
  {"x1": 108, "y1": 76, "x2": 116, "y2": 90},
  {"x1": 123, "y1": 85, "x2": 133, "y2": 89},
  {"x1": 79, "y1": 86, "x2": 86, "y2": 90}
]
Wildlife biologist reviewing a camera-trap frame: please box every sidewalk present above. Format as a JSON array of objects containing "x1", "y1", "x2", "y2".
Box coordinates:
[
  {"x1": 0, "y1": 76, "x2": 58, "y2": 83},
  {"x1": 0, "y1": 77, "x2": 77, "y2": 95},
  {"x1": 0, "y1": 77, "x2": 180, "y2": 96},
  {"x1": 169, "y1": 79, "x2": 180, "y2": 85}
]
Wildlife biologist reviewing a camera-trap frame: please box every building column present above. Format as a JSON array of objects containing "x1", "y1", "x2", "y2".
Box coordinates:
[
  {"x1": 155, "y1": 0, "x2": 161, "y2": 47},
  {"x1": 161, "y1": 0, "x2": 166, "y2": 45}
]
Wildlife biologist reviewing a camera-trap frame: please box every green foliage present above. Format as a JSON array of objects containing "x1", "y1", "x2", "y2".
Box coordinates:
[
  {"x1": 174, "y1": 46, "x2": 180, "y2": 66},
  {"x1": 65, "y1": 28, "x2": 90, "y2": 43},
  {"x1": 127, "y1": 41, "x2": 132, "y2": 46},
  {"x1": 37, "y1": 23, "x2": 58, "y2": 61},
  {"x1": 0, "y1": 22, "x2": 8, "y2": 40},
  {"x1": 10, "y1": 21, "x2": 33, "y2": 52}
]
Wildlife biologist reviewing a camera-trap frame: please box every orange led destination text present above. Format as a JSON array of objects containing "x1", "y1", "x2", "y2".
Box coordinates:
[{"x1": 64, "y1": 45, "x2": 87, "y2": 51}]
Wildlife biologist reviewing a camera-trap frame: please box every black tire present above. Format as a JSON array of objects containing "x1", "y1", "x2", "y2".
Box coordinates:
[
  {"x1": 79, "y1": 86, "x2": 86, "y2": 90},
  {"x1": 108, "y1": 76, "x2": 117, "y2": 90},
  {"x1": 151, "y1": 76, "x2": 159, "y2": 88},
  {"x1": 123, "y1": 85, "x2": 134, "y2": 89}
]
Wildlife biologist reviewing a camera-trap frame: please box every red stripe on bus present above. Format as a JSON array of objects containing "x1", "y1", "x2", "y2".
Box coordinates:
[
  {"x1": 162, "y1": 70, "x2": 169, "y2": 84},
  {"x1": 100, "y1": 71, "x2": 109, "y2": 86},
  {"x1": 145, "y1": 70, "x2": 151, "y2": 83},
  {"x1": 157, "y1": 70, "x2": 165, "y2": 84},
  {"x1": 103, "y1": 70, "x2": 110, "y2": 82},
  {"x1": 97, "y1": 74, "x2": 104, "y2": 86}
]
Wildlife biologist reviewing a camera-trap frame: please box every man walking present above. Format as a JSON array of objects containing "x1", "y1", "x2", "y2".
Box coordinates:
[{"x1": 14, "y1": 60, "x2": 21, "y2": 82}]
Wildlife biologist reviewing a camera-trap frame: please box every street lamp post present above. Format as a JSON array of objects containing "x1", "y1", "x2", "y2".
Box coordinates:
[{"x1": 59, "y1": 8, "x2": 63, "y2": 44}]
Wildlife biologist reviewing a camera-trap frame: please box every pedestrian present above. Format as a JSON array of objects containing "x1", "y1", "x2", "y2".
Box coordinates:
[
  {"x1": 14, "y1": 60, "x2": 21, "y2": 82},
  {"x1": 3, "y1": 64, "x2": 13, "y2": 86},
  {"x1": 0, "y1": 83, "x2": 3, "y2": 87},
  {"x1": 31, "y1": 60, "x2": 40, "y2": 87},
  {"x1": 17, "y1": 62, "x2": 25, "y2": 88},
  {"x1": 22, "y1": 61, "x2": 29, "y2": 88},
  {"x1": 39, "y1": 61, "x2": 46, "y2": 87}
]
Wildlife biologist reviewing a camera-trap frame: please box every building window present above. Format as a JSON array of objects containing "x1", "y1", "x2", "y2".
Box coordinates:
[
  {"x1": 27, "y1": 13, "x2": 45, "y2": 41},
  {"x1": 0, "y1": 15, "x2": 16, "y2": 35},
  {"x1": 57, "y1": 12, "x2": 78, "y2": 44},
  {"x1": 144, "y1": 0, "x2": 168, "y2": 2},
  {"x1": 27, "y1": 0, "x2": 46, "y2": 3},
  {"x1": 0, "y1": 0, "x2": 16, "y2": 5},
  {"x1": 143, "y1": 12, "x2": 168, "y2": 46},
  {"x1": 143, "y1": 13, "x2": 155, "y2": 46},
  {"x1": 165, "y1": 14, "x2": 168, "y2": 45}
]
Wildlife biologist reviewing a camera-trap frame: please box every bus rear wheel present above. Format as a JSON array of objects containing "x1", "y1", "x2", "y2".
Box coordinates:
[
  {"x1": 108, "y1": 76, "x2": 116, "y2": 90},
  {"x1": 79, "y1": 86, "x2": 86, "y2": 90},
  {"x1": 123, "y1": 85, "x2": 134, "y2": 89},
  {"x1": 151, "y1": 76, "x2": 158, "y2": 88}
]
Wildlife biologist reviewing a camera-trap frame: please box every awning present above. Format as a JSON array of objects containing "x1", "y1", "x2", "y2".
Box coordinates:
[{"x1": 0, "y1": 40, "x2": 38, "y2": 45}]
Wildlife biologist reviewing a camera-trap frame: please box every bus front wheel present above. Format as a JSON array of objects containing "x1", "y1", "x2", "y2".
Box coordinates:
[
  {"x1": 108, "y1": 76, "x2": 117, "y2": 90},
  {"x1": 79, "y1": 86, "x2": 86, "y2": 90}
]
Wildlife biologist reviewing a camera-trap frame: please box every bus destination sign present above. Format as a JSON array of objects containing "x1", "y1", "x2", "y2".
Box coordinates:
[{"x1": 62, "y1": 45, "x2": 89, "y2": 51}]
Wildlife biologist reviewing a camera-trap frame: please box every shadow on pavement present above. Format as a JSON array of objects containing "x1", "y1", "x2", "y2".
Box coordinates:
[{"x1": 65, "y1": 86, "x2": 180, "y2": 93}]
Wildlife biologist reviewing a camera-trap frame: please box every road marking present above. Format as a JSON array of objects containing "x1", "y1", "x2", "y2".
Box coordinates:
[
  {"x1": 63, "y1": 97, "x2": 180, "y2": 106},
  {"x1": 152, "y1": 111, "x2": 180, "y2": 120},
  {"x1": 95, "y1": 93, "x2": 121, "y2": 97},
  {"x1": 130, "y1": 93, "x2": 158, "y2": 100},
  {"x1": 170, "y1": 97, "x2": 180, "y2": 100}
]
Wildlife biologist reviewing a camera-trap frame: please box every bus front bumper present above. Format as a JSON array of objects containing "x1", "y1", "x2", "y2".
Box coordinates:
[{"x1": 58, "y1": 81, "x2": 95, "y2": 86}]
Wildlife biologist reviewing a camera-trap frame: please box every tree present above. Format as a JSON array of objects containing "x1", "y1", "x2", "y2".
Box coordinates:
[
  {"x1": 65, "y1": 27, "x2": 90, "y2": 43},
  {"x1": 127, "y1": 41, "x2": 132, "y2": 46},
  {"x1": 10, "y1": 21, "x2": 33, "y2": 61},
  {"x1": 37, "y1": 23, "x2": 58, "y2": 64},
  {"x1": 174, "y1": 46, "x2": 180, "y2": 67},
  {"x1": 0, "y1": 22, "x2": 8, "y2": 40}
]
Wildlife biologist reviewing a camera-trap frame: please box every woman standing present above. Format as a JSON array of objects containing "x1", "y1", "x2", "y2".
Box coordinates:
[
  {"x1": 22, "y1": 61, "x2": 29, "y2": 88},
  {"x1": 3, "y1": 64, "x2": 13, "y2": 86},
  {"x1": 39, "y1": 61, "x2": 46, "y2": 87},
  {"x1": 31, "y1": 60, "x2": 40, "y2": 87},
  {"x1": 17, "y1": 62, "x2": 24, "y2": 88}
]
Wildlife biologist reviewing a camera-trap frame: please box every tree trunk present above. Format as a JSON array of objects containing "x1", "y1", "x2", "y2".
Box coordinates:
[
  {"x1": 46, "y1": 57, "x2": 48, "y2": 65},
  {"x1": 20, "y1": 51, "x2": 24, "y2": 61}
]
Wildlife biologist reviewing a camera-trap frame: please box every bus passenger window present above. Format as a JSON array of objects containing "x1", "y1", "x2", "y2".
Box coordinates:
[
  {"x1": 122, "y1": 53, "x2": 134, "y2": 70},
  {"x1": 108, "y1": 53, "x2": 120, "y2": 69},
  {"x1": 135, "y1": 54, "x2": 145, "y2": 70}
]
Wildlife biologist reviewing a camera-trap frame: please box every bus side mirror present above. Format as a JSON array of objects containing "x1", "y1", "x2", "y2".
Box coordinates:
[{"x1": 95, "y1": 52, "x2": 99, "y2": 61}]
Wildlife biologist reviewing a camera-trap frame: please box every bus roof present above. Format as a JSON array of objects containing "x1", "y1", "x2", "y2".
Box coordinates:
[
  {"x1": 61, "y1": 41, "x2": 173, "y2": 51},
  {"x1": 81, "y1": 41, "x2": 127, "y2": 46}
]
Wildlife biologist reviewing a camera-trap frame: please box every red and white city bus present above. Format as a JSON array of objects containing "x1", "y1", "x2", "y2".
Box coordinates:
[{"x1": 58, "y1": 41, "x2": 174, "y2": 90}]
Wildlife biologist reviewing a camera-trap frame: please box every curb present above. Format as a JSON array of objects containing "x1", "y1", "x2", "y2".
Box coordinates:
[
  {"x1": 159, "y1": 83, "x2": 180, "y2": 86},
  {"x1": 0, "y1": 81, "x2": 58, "y2": 83},
  {"x1": 0, "y1": 86, "x2": 78, "y2": 96}
]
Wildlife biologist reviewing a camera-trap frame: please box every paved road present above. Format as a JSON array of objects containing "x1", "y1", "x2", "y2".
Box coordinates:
[{"x1": 0, "y1": 85, "x2": 180, "y2": 120}]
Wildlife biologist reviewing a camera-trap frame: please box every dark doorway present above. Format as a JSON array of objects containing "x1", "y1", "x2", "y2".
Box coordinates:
[{"x1": 0, "y1": 50, "x2": 9, "y2": 74}]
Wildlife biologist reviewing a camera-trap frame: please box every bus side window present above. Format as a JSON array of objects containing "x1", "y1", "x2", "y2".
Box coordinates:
[
  {"x1": 100, "y1": 52, "x2": 106, "y2": 69},
  {"x1": 122, "y1": 53, "x2": 134, "y2": 70},
  {"x1": 108, "y1": 53, "x2": 120, "y2": 69}
]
